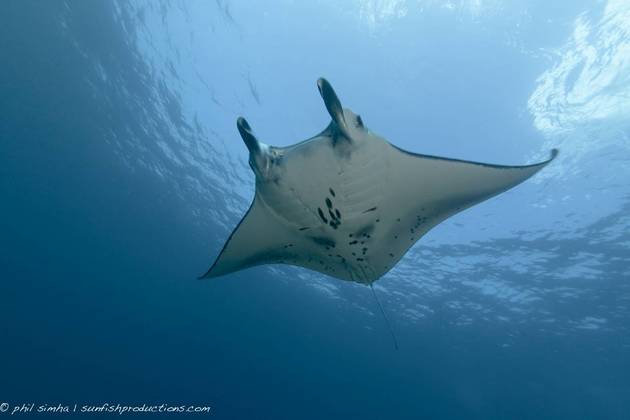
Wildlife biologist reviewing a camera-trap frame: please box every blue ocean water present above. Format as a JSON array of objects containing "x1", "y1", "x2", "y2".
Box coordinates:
[{"x1": 1, "y1": 1, "x2": 629, "y2": 419}]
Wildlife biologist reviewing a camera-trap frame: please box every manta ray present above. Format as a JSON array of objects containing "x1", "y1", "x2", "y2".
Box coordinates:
[{"x1": 202, "y1": 78, "x2": 557, "y2": 284}]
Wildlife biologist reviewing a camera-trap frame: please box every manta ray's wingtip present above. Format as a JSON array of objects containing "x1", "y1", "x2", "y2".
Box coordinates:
[
  {"x1": 197, "y1": 266, "x2": 218, "y2": 280},
  {"x1": 550, "y1": 148, "x2": 559, "y2": 159}
]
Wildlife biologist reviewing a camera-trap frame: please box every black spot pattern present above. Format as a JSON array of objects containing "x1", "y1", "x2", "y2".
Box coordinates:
[
  {"x1": 355, "y1": 224, "x2": 375, "y2": 238},
  {"x1": 318, "y1": 189, "x2": 342, "y2": 230},
  {"x1": 317, "y1": 208, "x2": 328, "y2": 223},
  {"x1": 310, "y1": 236, "x2": 336, "y2": 248},
  {"x1": 306, "y1": 189, "x2": 395, "y2": 276},
  {"x1": 388, "y1": 212, "x2": 432, "y2": 244},
  {"x1": 409, "y1": 214, "x2": 429, "y2": 240}
]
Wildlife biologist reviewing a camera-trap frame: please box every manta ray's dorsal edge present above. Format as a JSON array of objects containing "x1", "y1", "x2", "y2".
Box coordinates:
[{"x1": 200, "y1": 77, "x2": 558, "y2": 284}]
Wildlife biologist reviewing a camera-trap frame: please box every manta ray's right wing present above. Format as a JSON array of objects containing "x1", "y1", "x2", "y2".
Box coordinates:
[{"x1": 384, "y1": 146, "x2": 558, "y2": 238}]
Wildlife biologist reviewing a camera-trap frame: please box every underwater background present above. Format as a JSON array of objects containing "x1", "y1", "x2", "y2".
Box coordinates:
[{"x1": 1, "y1": 1, "x2": 630, "y2": 418}]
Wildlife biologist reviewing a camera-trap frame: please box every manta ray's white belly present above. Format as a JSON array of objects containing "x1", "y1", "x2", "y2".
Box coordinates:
[{"x1": 256, "y1": 136, "x2": 404, "y2": 283}]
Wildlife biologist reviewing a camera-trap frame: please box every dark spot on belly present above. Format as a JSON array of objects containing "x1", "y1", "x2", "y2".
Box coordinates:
[
  {"x1": 328, "y1": 209, "x2": 337, "y2": 220},
  {"x1": 325, "y1": 198, "x2": 333, "y2": 208},
  {"x1": 309, "y1": 236, "x2": 336, "y2": 248},
  {"x1": 298, "y1": 227, "x2": 310, "y2": 231},
  {"x1": 354, "y1": 224, "x2": 375, "y2": 238},
  {"x1": 356, "y1": 258, "x2": 364, "y2": 261},
  {"x1": 349, "y1": 240, "x2": 358, "y2": 245},
  {"x1": 362, "y1": 207, "x2": 377, "y2": 213},
  {"x1": 389, "y1": 253, "x2": 394, "y2": 257},
  {"x1": 335, "y1": 209, "x2": 341, "y2": 219},
  {"x1": 329, "y1": 188, "x2": 336, "y2": 197},
  {"x1": 317, "y1": 208, "x2": 328, "y2": 223}
]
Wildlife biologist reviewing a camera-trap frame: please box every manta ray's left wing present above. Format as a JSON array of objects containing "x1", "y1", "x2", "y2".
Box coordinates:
[{"x1": 200, "y1": 195, "x2": 296, "y2": 279}]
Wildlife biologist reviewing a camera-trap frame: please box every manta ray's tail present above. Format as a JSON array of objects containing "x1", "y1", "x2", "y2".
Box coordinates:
[{"x1": 370, "y1": 284, "x2": 399, "y2": 351}]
